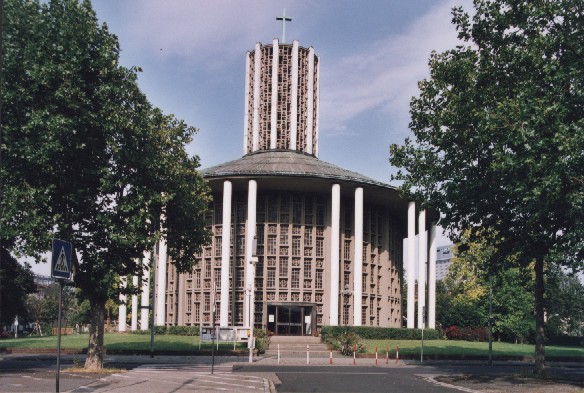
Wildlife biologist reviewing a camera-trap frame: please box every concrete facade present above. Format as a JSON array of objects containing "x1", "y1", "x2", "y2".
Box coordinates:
[{"x1": 120, "y1": 39, "x2": 438, "y2": 334}]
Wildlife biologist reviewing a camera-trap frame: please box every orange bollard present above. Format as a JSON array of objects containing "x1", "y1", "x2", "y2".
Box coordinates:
[
  {"x1": 330, "y1": 345, "x2": 333, "y2": 365},
  {"x1": 386, "y1": 347, "x2": 389, "y2": 365},
  {"x1": 375, "y1": 346, "x2": 378, "y2": 365},
  {"x1": 353, "y1": 344, "x2": 356, "y2": 365}
]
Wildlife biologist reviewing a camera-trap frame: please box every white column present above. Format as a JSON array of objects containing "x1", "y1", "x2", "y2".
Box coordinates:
[
  {"x1": 353, "y1": 187, "x2": 363, "y2": 326},
  {"x1": 131, "y1": 274, "x2": 138, "y2": 331},
  {"x1": 290, "y1": 40, "x2": 299, "y2": 150},
  {"x1": 428, "y1": 224, "x2": 437, "y2": 329},
  {"x1": 243, "y1": 52, "x2": 251, "y2": 155},
  {"x1": 177, "y1": 274, "x2": 184, "y2": 326},
  {"x1": 245, "y1": 180, "x2": 257, "y2": 328},
  {"x1": 417, "y1": 210, "x2": 427, "y2": 328},
  {"x1": 407, "y1": 202, "x2": 416, "y2": 328},
  {"x1": 270, "y1": 39, "x2": 279, "y2": 150},
  {"x1": 140, "y1": 252, "x2": 150, "y2": 331},
  {"x1": 220, "y1": 180, "x2": 232, "y2": 326},
  {"x1": 156, "y1": 237, "x2": 168, "y2": 326},
  {"x1": 314, "y1": 56, "x2": 320, "y2": 158},
  {"x1": 329, "y1": 184, "x2": 341, "y2": 326},
  {"x1": 306, "y1": 48, "x2": 315, "y2": 155},
  {"x1": 252, "y1": 43, "x2": 261, "y2": 152},
  {"x1": 118, "y1": 277, "x2": 127, "y2": 332}
]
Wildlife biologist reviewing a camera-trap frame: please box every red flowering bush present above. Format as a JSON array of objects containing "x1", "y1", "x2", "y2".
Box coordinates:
[
  {"x1": 444, "y1": 326, "x2": 462, "y2": 340},
  {"x1": 444, "y1": 326, "x2": 488, "y2": 342}
]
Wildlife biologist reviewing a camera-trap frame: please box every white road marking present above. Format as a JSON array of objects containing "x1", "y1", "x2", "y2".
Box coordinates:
[{"x1": 424, "y1": 376, "x2": 485, "y2": 393}]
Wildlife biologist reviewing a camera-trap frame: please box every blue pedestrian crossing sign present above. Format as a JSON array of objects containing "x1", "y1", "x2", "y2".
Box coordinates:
[{"x1": 52, "y1": 239, "x2": 73, "y2": 280}]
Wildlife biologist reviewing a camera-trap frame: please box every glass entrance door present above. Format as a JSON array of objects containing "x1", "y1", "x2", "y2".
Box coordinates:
[{"x1": 267, "y1": 305, "x2": 312, "y2": 336}]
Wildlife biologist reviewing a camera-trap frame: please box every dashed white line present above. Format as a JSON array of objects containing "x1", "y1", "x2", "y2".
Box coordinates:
[{"x1": 425, "y1": 376, "x2": 485, "y2": 393}]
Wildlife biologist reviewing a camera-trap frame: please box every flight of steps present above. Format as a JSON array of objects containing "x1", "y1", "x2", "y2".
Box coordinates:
[{"x1": 263, "y1": 335, "x2": 331, "y2": 358}]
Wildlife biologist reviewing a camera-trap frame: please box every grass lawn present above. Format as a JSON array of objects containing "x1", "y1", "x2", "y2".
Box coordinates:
[
  {"x1": 363, "y1": 339, "x2": 584, "y2": 358},
  {"x1": 1, "y1": 334, "x2": 582, "y2": 358},
  {"x1": 0, "y1": 333, "x2": 246, "y2": 351}
]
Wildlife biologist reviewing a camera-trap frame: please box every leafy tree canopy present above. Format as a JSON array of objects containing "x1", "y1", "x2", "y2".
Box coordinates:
[
  {"x1": 390, "y1": 0, "x2": 584, "y2": 268},
  {"x1": 439, "y1": 230, "x2": 535, "y2": 343},
  {"x1": 1, "y1": 0, "x2": 211, "y2": 368},
  {"x1": 0, "y1": 250, "x2": 36, "y2": 326},
  {"x1": 390, "y1": 0, "x2": 584, "y2": 373},
  {"x1": 545, "y1": 264, "x2": 584, "y2": 337}
]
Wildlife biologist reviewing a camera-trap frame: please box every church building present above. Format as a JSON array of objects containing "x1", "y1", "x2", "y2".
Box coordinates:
[{"x1": 120, "y1": 35, "x2": 438, "y2": 336}]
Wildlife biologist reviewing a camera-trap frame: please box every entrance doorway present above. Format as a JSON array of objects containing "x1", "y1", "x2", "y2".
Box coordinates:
[{"x1": 267, "y1": 305, "x2": 313, "y2": 336}]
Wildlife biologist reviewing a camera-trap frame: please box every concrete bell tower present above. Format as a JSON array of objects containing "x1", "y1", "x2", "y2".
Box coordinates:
[{"x1": 243, "y1": 39, "x2": 320, "y2": 157}]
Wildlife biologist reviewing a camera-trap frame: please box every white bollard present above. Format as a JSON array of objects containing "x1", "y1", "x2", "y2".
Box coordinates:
[
  {"x1": 307, "y1": 345, "x2": 310, "y2": 365},
  {"x1": 278, "y1": 344, "x2": 280, "y2": 364}
]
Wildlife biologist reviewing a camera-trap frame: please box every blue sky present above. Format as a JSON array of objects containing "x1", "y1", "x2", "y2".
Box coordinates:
[
  {"x1": 90, "y1": 0, "x2": 470, "y2": 184},
  {"x1": 32, "y1": 0, "x2": 473, "y2": 276}
]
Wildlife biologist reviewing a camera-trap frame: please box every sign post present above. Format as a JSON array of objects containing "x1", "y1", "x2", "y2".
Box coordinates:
[{"x1": 51, "y1": 239, "x2": 73, "y2": 393}]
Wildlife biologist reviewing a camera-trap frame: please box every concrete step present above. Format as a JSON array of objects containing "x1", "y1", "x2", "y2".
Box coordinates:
[
  {"x1": 265, "y1": 335, "x2": 330, "y2": 355},
  {"x1": 266, "y1": 346, "x2": 329, "y2": 354},
  {"x1": 269, "y1": 335, "x2": 322, "y2": 344}
]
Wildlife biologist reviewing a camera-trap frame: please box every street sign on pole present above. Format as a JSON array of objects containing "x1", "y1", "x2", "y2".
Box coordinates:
[
  {"x1": 51, "y1": 239, "x2": 72, "y2": 392},
  {"x1": 51, "y1": 239, "x2": 73, "y2": 280}
]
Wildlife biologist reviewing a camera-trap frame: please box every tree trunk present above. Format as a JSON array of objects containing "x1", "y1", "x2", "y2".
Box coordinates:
[
  {"x1": 84, "y1": 298, "x2": 106, "y2": 370},
  {"x1": 534, "y1": 255, "x2": 545, "y2": 375}
]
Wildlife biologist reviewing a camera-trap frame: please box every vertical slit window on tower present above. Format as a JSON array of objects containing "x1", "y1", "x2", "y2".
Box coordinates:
[
  {"x1": 267, "y1": 269, "x2": 276, "y2": 288},
  {"x1": 291, "y1": 269, "x2": 300, "y2": 288},
  {"x1": 279, "y1": 257, "x2": 288, "y2": 276},
  {"x1": 316, "y1": 271, "x2": 323, "y2": 289}
]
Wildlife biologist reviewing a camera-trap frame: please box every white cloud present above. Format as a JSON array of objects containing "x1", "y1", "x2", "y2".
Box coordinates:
[
  {"x1": 123, "y1": 0, "x2": 312, "y2": 70},
  {"x1": 319, "y1": 0, "x2": 471, "y2": 135}
]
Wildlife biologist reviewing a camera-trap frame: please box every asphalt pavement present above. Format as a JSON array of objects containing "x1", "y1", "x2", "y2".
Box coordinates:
[{"x1": 0, "y1": 352, "x2": 582, "y2": 392}]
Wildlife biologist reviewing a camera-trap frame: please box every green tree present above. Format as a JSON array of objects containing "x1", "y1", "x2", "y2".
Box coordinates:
[
  {"x1": 0, "y1": 250, "x2": 36, "y2": 326},
  {"x1": 491, "y1": 265, "x2": 535, "y2": 343},
  {"x1": 390, "y1": 0, "x2": 584, "y2": 373},
  {"x1": 1, "y1": 0, "x2": 210, "y2": 369},
  {"x1": 25, "y1": 283, "x2": 86, "y2": 329},
  {"x1": 440, "y1": 237, "x2": 489, "y2": 330},
  {"x1": 546, "y1": 264, "x2": 584, "y2": 337},
  {"x1": 438, "y1": 231, "x2": 534, "y2": 342}
]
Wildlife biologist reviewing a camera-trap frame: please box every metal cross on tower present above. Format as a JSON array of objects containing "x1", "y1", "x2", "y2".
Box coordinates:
[{"x1": 276, "y1": 8, "x2": 292, "y2": 44}]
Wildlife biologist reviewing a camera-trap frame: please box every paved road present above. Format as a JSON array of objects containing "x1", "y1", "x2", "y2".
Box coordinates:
[
  {"x1": 1, "y1": 353, "x2": 582, "y2": 392},
  {"x1": 236, "y1": 362, "x2": 583, "y2": 393},
  {"x1": 236, "y1": 365, "x2": 459, "y2": 393},
  {"x1": 0, "y1": 357, "x2": 97, "y2": 393}
]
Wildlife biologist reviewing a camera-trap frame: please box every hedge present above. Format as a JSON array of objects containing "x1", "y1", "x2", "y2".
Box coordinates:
[
  {"x1": 128, "y1": 325, "x2": 200, "y2": 336},
  {"x1": 320, "y1": 326, "x2": 442, "y2": 341},
  {"x1": 546, "y1": 334, "x2": 584, "y2": 347}
]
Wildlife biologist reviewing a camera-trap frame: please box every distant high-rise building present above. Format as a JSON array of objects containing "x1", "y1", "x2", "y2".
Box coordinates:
[{"x1": 436, "y1": 245, "x2": 454, "y2": 281}]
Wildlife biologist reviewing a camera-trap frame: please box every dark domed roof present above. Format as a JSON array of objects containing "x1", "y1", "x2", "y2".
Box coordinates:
[
  {"x1": 202, "y1": 150, "x2": 392, "y2": 189},
  {"x1": 200, "y1": 150, "x2": 416, "y2": 221}
]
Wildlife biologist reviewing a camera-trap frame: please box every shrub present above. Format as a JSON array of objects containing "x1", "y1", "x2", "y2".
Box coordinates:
[
  {"x1": 444, "y1": 326, "x2": 488, "y2": 342},
  {"x1": 444, "y1": 326, "x2": 462, "y2": 340},
  {"x1": 320, "y1": 326, "x2": 442, "y2": 341},
  {"x1": 167, "y1": 325, "x2": 199, "y2": 336},
  {"x1": 546, "y1": 334, "x2": 584, "y2": 347},
  {"x1": 327, "y1": 332, "x2": 367, "y2": 356},
  {"x1": 128, "y1": 325, "x2": 200, "y2": 336},
  {"x1": 254, "y1": 328, "x2": 269, "y2": 355}
]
